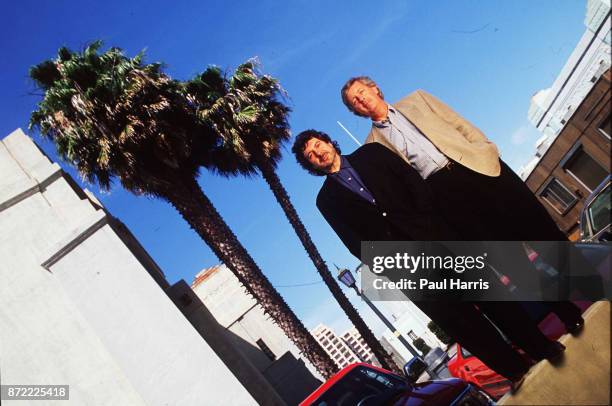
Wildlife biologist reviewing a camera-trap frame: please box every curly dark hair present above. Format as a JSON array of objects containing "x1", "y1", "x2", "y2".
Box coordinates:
[
  {"x1": 291, "y1": 129, "x2": 341, "y2": 176},
  {"x1": 340, "y1": 76, "x2": 385, "y2": 117}
]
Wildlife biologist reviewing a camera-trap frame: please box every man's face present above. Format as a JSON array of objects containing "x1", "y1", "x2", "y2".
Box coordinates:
[
  {"x1": 303, "y1": 137, "x2": 340, "y2": 174},
  {"x1": 345, "y1": 80, "x2": 387, "y2": 120}
]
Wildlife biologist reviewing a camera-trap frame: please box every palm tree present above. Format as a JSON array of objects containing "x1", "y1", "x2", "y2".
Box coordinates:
[
  {"x1": 28, "y1": 42, "x2": 337, "y2": 378},
  {"x1": 184, "y1": 61, "x2": 400, "y2": 373}
]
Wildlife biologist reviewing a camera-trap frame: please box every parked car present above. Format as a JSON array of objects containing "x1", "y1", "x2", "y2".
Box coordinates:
[
  {"x1": 421, "y1": 347, "x2": 452, "y2": 380},
  {"x1": 299, "y1": 362, "x2": 494, "y2": 406},
  {"x1": 446, "y1": 343, "x2": 510, "y2": 400},
  {"x1": 580, "y1": 175, "x2": 611, "y2": 242}
]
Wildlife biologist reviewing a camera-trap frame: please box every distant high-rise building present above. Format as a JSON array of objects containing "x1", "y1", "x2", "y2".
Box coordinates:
[
  {"x1": 341, "y1": 327, "x2": 375, "y2": 363},
  {"x1": 311, "y1": 324, "x2": 361, "y2": 369}
]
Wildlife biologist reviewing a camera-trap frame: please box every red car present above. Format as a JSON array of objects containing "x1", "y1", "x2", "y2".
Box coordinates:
[
  {"x1": 300, "y1": 362, "x2": 493, "y2": 406},
  {"x1": 446, "y1": 342, "x2": 510, "y2": 400}
]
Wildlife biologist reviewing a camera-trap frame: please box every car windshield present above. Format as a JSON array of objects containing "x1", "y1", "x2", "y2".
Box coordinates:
[
  {"x1": 588, "y1": 185, "x2": 611, "y2": 235},
  {"x1": 312, "y1": 366, "x2": 407, "y2": 406},
  {"x1": 581, "y1": 209, "x2": 592, "y2": 239}
]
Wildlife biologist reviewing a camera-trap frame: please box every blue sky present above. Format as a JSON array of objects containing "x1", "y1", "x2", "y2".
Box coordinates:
[{"x1": 1, "y1": 0, "x2": 588, "y2": 335}]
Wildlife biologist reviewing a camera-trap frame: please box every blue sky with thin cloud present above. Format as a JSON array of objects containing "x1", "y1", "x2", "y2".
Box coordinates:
[{"x1": 1, "y1": 0, "x2": 588, "y2": 336}]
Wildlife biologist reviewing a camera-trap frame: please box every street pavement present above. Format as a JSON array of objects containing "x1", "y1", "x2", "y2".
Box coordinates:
[{"x1": 498, "y1": 300, "x2": 610, "y2": 405}]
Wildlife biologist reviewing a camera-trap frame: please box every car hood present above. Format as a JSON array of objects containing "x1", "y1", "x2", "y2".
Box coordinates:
[{"x1": 393, "y1": 379, "x2": 468, "y2": 406}]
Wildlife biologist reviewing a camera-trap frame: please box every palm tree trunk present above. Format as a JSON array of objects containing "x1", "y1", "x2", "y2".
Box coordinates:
[
  {"x1": 258, "y1": 161, "x2": 401, "y2": 374},
  {"x1": 165, "y1": 175, "x2": 338, "y2": 378}
]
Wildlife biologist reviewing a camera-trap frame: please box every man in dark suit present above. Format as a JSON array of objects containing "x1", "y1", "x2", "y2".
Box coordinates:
[{"x1": 292, "y1": 129, "x2": 565, "y2": 391}]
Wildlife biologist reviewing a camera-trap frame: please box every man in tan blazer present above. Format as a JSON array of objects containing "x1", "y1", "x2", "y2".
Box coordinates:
[
  {"x1": 350, "y1": 84, "x2": 501, "y2": 178},
  {"x1": 340, "y1": 76, "x2": 588, "y2": 334}
]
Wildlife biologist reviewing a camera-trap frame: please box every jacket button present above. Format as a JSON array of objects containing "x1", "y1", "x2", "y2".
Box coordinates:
[{"x1": 382, "y1": 212, "x2": 387, "y2": 217}]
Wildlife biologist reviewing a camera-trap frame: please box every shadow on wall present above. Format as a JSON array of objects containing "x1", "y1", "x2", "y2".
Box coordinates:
[
  {"x1": 263, "y1": 351, "x2": 324, "y2": 406},
  {"x1": 167, "y1": 280, "x2": 322, "y2": 406}
]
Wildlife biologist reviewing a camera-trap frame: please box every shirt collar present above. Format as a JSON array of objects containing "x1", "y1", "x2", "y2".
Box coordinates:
[
  {"x1": 339, "y1": 155, "x2": 351, "y2": 170},
  {"x1": 372, "y1": 105, "x2": 395, "y2": 128},
  {"x1": 328, "y1": 156, "x2": 350, "y2": 177}
]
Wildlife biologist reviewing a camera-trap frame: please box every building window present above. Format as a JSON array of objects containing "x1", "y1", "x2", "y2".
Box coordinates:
[
  {"x1": 561, "y1": 145, "x2": 608, "y2": 191},
  {"x1": 256, "y1": 339, "x2": 276, "y2": 362},
  {"x1": 407, "y1": 330, "x2": 418, "y2": 341},
  {"x1": 539, "y1": 178, "x2": 579, "y2": 214},
  {"x1": 598, "y1": 116, "x2": 611, "y2": 139}
]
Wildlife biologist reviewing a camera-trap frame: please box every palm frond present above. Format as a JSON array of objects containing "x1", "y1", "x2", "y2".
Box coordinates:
[
  {"x1": 28, "y1": 41, "x2": 213, "y2": 195},
  {"x1": 185, "y1": 58, "x2": 291, "y2": 174},
  {"x1": 29, "y1": 61, "x2": 62, "y2": 90}
]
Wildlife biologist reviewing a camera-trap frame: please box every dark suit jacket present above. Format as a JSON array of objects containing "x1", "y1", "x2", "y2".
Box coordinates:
[{"x1": 316, "y1": 142, "x2": 456, "y2": 259}]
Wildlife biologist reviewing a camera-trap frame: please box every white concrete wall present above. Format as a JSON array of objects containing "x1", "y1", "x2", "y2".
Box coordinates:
[
  {"x1": 0, "y1": 226, "x2": 147, "y2": 406},
  {"x1": 382, "y1": 300, "x2": 443, "y2": 361},
  {"x1": 192, "y1": 266, "x2": 258, "y2": 328},
  {"x1": 0, "y1": 129, "x2": 256, "y2": 405},
  {"x1": 527, "y1": 5, "x2": 611, "y2": 139}
]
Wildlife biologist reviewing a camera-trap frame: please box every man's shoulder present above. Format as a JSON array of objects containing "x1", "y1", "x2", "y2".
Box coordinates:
[
  {"x1": 365, "y1": 127, "x2": 376, "y2": 144},
  {"x1": 392, "y1": 89, "x2": 428, "y2": 106},
  {"x1": 356, "y1": 140, "x2": 402, "y2": 160},
  {"x1": 349, "y1": 142, "x2": 393, "y2": 160}
]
